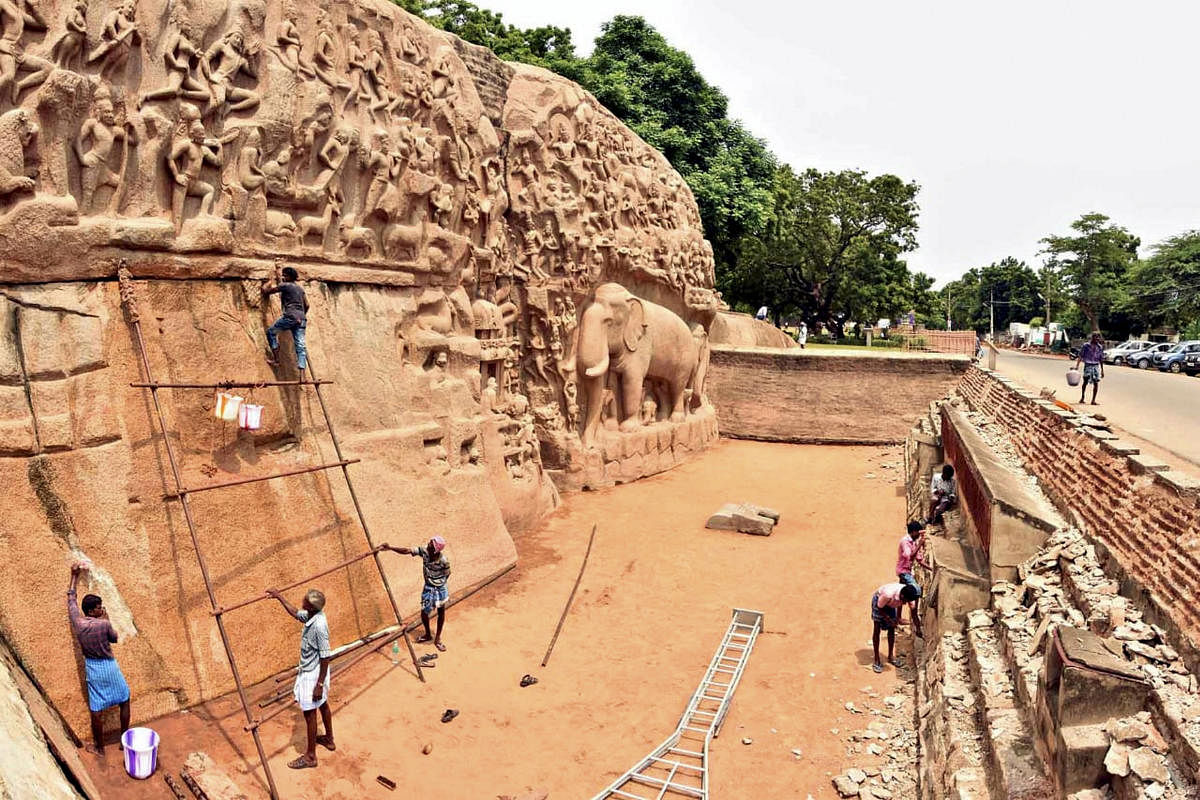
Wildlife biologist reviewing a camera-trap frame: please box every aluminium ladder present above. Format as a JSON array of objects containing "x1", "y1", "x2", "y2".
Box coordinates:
[{"x1": 592, "y1": 608, "x2": 765, "y2": 800}]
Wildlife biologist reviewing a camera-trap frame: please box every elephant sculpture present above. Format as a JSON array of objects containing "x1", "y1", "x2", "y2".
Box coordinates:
[{"x1": 576, "y1": 283, "x2": 704, "y2": 446}]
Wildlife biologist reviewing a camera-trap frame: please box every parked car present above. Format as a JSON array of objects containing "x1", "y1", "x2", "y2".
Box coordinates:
[
  {"x1": 1130, "y1": 342, "x2": 1174, "y2": 369},
  {"x1": 1153, "y1": 341, "x2": 1200, "y2": 373},
  {"x1": 1104, "y1": 340, "x2": 1151, "y2": 365},
  {"x1": 1184, "y1": 352, "x2": 1200, "y2": 376}
]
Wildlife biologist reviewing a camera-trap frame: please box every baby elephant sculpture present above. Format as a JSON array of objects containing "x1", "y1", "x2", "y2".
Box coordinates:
[{"x1": 576, "y1": 283, "x2": 703, "y2": 446}]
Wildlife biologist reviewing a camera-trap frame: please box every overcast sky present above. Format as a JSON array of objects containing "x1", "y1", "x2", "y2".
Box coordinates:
[{"x1": 488, "y1": 0, "x2": 1200, "y2": 285}]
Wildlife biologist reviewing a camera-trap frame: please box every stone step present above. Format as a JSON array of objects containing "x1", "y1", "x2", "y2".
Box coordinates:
[
  {"x1": 917, "y1": 632, "x2": 990, "y2": 800},
  {"x1": 965, "y1": 615, "x2": 1055, "y2": 800}
]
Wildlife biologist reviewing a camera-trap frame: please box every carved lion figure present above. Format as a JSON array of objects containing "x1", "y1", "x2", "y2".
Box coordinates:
[{"x1": 0, "y1": 108, "x2": 38, "y2": 197}]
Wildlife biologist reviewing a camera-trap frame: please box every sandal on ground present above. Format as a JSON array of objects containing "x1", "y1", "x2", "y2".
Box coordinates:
[
  {"x1": 415, "y1": 634, "x2": 433, "y2": 644},
  {"x1": 315, "y1": 735, "x2": 336, "y2": 751},
  {"x1": 418, "y1": 653, "x2": 437, "y2": 663},
  {"x1": 435, "y1": 641, "x2": 446, "y2": 652},
  {"x1": 520, "y1": 674, "x2": 538, "y2": 687},
  {"x1": 441, "y1": 708, "x2": 459, "y2": 723},
  {"x1": 889, "y1": 658, "x2": 905, "y2": 668},
  {"x1": 288, "y1": 755, "x2": 317, "y2": 769},
  {"x1": 872, "y1": 663, "x2": 883, "y2": 673}
]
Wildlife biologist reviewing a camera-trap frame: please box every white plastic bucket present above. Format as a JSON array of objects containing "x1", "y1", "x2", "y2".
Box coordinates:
[
  {"x1": 1065, "y1": 369, "x2": 1081, "y2": 387},
  {"x1": 214, "y1": 392, "x2": 243, "y2": 421},
  {"x1": 238, "y1": 403, "x2": 264, "y2": 431},
  {"x1": 122, "y1": 727, "x2": 159, "y2": 779}
]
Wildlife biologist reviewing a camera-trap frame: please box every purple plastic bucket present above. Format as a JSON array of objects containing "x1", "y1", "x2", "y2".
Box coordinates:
[{"x1": 121, "y1": 727, "x2": 159, "y2": 779}]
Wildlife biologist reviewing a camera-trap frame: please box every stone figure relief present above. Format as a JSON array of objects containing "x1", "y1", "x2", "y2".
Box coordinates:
[{"x1": 74, "y1": 86, "x2": 134, "y2": 214}]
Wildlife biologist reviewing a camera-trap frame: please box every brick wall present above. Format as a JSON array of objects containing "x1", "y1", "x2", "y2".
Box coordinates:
[
  {"x1": 707, "y1": 346, "x2": 970, "y2": 443},
  {"x1": 956, "y1": 366, "x2": 1200, "y2": 653}
]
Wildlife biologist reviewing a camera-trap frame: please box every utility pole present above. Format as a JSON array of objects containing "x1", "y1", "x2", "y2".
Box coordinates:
[
  {"x1": 945, "y1": 285, "x2": 952, "y2": 331},
  {"x1": 989, "y1": 287, "x2": 995, "y2": 341}
]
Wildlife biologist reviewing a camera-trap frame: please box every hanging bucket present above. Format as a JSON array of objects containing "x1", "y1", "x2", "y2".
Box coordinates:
[
  {"x1": 121, "y1": 727, "x2": 160, "y2": 780},
  {"x1": 214, "y1": 392, "x2": 243, "y2": 421},
  {"x1": 238, "y1": 403, "x2": 264, "y2": 431},
  {"x1": 1065, "y1": 369, "x2": 1081, "y2": 387}
]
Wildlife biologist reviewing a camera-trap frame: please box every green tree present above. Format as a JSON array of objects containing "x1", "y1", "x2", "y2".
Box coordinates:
[
  {"x1": 728, "y1": 167, "x2": 921, "y2": 336},
  {"x1": 584, "y1": 16, "x2": 775, "y2": 268},
  {"x1": 1126, "y1": 231, "x2": 1200, "y2": 332},
  {"x1": 1040, "y1": 213, "x2": 1139, "y2": 334}
]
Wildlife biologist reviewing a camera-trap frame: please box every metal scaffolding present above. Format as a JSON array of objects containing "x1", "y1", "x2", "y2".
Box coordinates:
[{"x1": 118, "y1": 262, "x2": 423, "y2": 799}]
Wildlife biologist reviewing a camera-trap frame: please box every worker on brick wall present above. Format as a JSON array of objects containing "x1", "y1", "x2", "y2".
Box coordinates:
[
  {"x1": 267, "y1": 588, "x2": 334, "y2": 770},
  {"x1": 262, "y1": 266, "x2": 309, "y2": 375},
  {"x1": 871, "y1": 581, "x2": 921, "y2": 673},
  {"x1": 1075, "y1": 332, "x2": 1105, "y2": 406},
  {"x1": 928, "y1": 464, "x2": 956, "y2": 523},
  {"x1": 896, "y1": 520, "x2": 929, "y2": 639},
  {"x1": 68, "y1": 563, "x2": 131, "y2": 755}
]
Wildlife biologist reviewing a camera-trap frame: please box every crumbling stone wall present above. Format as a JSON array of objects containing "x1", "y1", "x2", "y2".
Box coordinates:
[{"x1": 956, "y1": 366, "x2": 1200, "y2": 666}]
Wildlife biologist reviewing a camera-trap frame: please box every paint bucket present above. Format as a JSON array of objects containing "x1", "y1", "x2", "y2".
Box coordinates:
[
  {"x1": 214, "y1": 392, "x2": 243, "y2": 421},
  {"x1": 1065, "y1": 369, "x2": 1081, "y2": 387},
  {"x1": 121, "y1": 727, "x2": 159, "y2": 780},
  {"x1": 238, "y1": 403, "x2": 264, "y2": 431}
]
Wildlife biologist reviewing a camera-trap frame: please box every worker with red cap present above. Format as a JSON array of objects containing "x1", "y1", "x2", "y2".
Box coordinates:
[{"x1": 390, "y1": 537, "x2": 450, "y2": 652}]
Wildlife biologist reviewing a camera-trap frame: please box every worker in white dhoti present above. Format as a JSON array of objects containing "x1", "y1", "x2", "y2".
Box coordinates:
[{"x1": 267, "y1": 587, "x2": 334, "y2": 769}]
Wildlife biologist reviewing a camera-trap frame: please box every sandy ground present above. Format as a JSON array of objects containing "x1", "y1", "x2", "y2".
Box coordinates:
[{"x1": 84, "y1": 439, "x2": 919, "y2": 799}]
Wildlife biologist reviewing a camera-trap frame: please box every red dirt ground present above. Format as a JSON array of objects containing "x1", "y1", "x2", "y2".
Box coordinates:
[{"x1": 84, "y1": 439, "x2": 918, "y2": 799}]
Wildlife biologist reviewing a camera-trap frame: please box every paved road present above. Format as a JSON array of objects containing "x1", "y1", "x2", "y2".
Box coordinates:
[{"x1": 991, "y1": 350, "x2": 1200, "y2": 467}]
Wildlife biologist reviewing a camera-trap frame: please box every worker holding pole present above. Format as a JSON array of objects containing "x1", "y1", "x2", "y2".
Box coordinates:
[
  {"x1": 267, "y1": 588, "x2": 334, "y2": 769},
  {"x1": 385, "y1": 538, "x2": 450, "y2": 652},
  {"x1": 261, "y1": 265, "x2": 309, "y2": 375}
]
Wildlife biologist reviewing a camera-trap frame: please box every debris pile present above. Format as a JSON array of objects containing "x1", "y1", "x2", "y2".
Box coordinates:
[
  {"x1": 830, "y1": 681, "x2": 919, "y2": 799},
  {"x1": 1102, "y1": 712, "x2": 1181, "y2": 799}
]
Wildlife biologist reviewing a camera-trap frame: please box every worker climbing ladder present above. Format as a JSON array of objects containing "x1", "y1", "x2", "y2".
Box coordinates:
[
  {"x1": 591, "y1": 608, "x2": 764, "y2": 800},
  {"x1": 118, "y1": 262, "x2": 424, "y2": 800}
]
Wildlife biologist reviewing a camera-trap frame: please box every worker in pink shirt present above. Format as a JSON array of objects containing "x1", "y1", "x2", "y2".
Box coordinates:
[
  {"x1": 896, "y1": 520, "x2": 929, "y2": 639},
  {"x1": 871, "y1": 581, "x2": 920, "y2": 673}
]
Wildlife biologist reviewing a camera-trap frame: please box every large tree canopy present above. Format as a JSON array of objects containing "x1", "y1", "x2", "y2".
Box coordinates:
[
  {"x1": 1126, "y1": 231, "x2": 1200, "y2": 333},
  {"x1": 1040, "y1": 213, "x2": 1140, "y2": 334},
  {"x1": 940, "y1": 258, "x2": 1042, "y2": 334},
  {"x1": 725, "y1": 167, "x2": 921, "y2": 335}
]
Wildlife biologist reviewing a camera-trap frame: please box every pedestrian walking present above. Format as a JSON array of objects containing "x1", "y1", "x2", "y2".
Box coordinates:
[
  {"x1": 797, "y1": 322, "x2": 808, "y2": 348},
  {"x1": 267, "y1": 588, "x2": 334, "y2": 769},
  {"x1": 262, "y1": 266, "x2": 309, "y2": 375},
  {"x1": 68, "y1": 564, "x2": 131, "y2": 755},
  {"x1": 1074, "y1": 332, "x2": 1105, "y2": 405}
]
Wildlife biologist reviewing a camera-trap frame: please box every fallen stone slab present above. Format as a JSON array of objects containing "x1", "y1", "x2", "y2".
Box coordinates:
[{"x1": 706, "y1": 502, "x2": 779, "y2": 535}]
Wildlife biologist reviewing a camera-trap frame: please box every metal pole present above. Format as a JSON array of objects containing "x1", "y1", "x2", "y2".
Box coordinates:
[
  {"x1": 216, "y1": 545, "x2": 388, "y2": 616},
  {"x1": 118, "y1": 265, "x2": 280, "y2": 800},
  {"x1": 303, "y1": 356, "x2": 425, "y2": 683},
  {"x1": 166, "y1": 459, "x2": 360, "y2": 497},
  {"x1": 131, "y1": 379, "x2": 334, "y2": 389},
  {"x1": 989, "y1": 288, "x2": 995, "y2": 342}
]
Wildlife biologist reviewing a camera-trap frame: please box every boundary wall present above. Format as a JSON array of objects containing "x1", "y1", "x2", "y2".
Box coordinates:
[{"x1": 956, "y1": 365, "x2": 1200, "y2": 666}]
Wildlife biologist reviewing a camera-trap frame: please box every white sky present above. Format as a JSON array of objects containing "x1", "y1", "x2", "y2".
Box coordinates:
[{"x1": 486, "y1": 0, "x2": 1200, "y2": 284}]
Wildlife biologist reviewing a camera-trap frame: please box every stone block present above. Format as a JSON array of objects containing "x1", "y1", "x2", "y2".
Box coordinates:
[
  {"x1": 707, "y1": 502, "x2": 777, "y2": 535},
  {"x1": 1056, "y1": 724, "x2": 1109, "y2": 794},
  {"x1": 0, "y1": 384, "x2": 35, "y2": 455},
  {"x1": 1099, "y1": 439, "x2": 1140, "y2": 457},
  {"x1": 1153, "y1": 469, "x2": 1200, "y2": 501},
  {"x1": 1127, "y1": 454, "x2": 1169, "y2": 475}
]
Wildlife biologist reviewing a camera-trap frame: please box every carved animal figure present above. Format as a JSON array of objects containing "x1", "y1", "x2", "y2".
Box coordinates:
[
  {"x1": 264, "y1": 209, "x2": 297, "y2": 240},
  {"x1": 575, "y1": 283, "x2": 701, "y2": 446},
  {"x1": 382, "y1": 219, "x2": 425, "y2": 261},
  {"x1": 338, "y1": 220, "x2": 377, "y2": 258},
  {"x1": 0, "y1": 108, "x2": 38, "y2": 197},
  {"x1": 295, "y1": 195, "x2": 340, "y2": 249}
]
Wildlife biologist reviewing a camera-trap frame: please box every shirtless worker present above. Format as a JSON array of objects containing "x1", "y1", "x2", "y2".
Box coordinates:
[
  {"x1": 68, "y1": 564, "x2": 131, "y2": 755},
  {"x1": 261, "y1": 266, "x2": 309, "y2": 374}
]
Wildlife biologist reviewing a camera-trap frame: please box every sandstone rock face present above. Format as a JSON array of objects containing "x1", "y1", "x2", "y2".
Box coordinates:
[{"x1": 0, "y1": 0, "x2": 716, "y2": 740}]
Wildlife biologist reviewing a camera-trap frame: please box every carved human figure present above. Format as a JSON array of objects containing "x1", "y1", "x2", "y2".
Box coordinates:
[
  {"x1": 359, "y1": 129, "x2": 402, "y2": 222},
  {"x1": 229, "y1": 126, "x2": 266, "y2": 221},
  {"x1": 201, "y1": 30, "x2": 259, "y2": 117},
  {"x1": 86, "y1": 0, "x2": 138, "y2": 81},
  {"x1": 429, "y1": 180, "x2": 453, "y2": 228},
  {"x1": 312, "y1": 10, "x2": 350, "y2": 92},
  {"x1": 481, "y1": 376, "x2": 499, "y2": 414},
  {"x1": 551, "y1": 124, "x2": 587, "y2": 186},
  {"x1": 75, "y1": 93, "x2": 137, "y2": 215},
  {"x1": 0, "y1": 0, "x2": 50, "y2": 104},
  {"x1": 168, "y1": 119, "x2": 224, "y2": 232},
  {"x1": 270, "y1": 11, "x2": 314, "y2": 77},
  {"x1": 396, "y1": 19, "x2": 425, "y2": 64},
  {"x1": 360, "y1": 31, "x2": 392, "y2": 122},
  {"x1": 137, "y1": 18, "x2": 210, "y2": 109},
  {"x1": 575, "y1": 283, "x2": 703, "y2": 446},
  {"x1": 48, "y1": 0, "x2": 86, "y2": 69},
  {"x1": 311, "y1": 124, "x2": 355, "y2": 192},
  {"x1": 339, "y1": 30, "x2": 367, "y2": 115}
]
